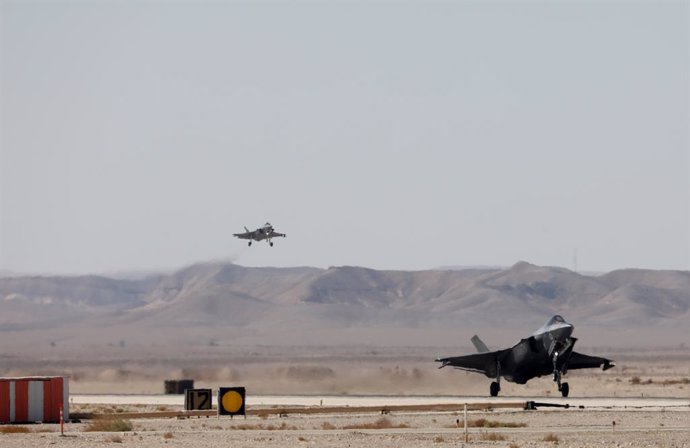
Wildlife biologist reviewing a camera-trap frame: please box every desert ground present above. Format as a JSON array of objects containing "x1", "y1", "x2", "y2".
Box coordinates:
[
  {"x1": 2, "y1": 346, "x2": 689, "y2": 447},
  {"x1": 3, "y1": 401, "x2": 689, "y2": 447}
]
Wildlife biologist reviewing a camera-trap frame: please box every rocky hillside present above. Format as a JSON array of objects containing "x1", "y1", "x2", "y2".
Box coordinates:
[{"x1": 1, "y1": 262, "x2": 688, "y2": 348}]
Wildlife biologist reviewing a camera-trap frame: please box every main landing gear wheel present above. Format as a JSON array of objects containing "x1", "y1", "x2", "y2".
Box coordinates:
[
  {"x1": 270, "y1": 242, "x2": 274, "y2": 247},
  {"x1": 490, "y1": 381, "x2": 500, "y2": 397},
  {"x1": 248, "y1": 241, "x2": 252, "y2": 247},
  {"x1": 560, "y1": 382, "x2": 569, "y2": 397}
]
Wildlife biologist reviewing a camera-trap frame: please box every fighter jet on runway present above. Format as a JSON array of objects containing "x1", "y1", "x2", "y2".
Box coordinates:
[
  {"x1": 436, "y1": 315, "x2": 614, "y2": 397},
  {"x1": 233, "y1": 223, "x2": 286, "y2": 247}
]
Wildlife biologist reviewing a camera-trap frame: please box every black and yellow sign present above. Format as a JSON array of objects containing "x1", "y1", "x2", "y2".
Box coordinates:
[
  {"x1": 217, "y1": 387, "x2": 246, "y2": 416},
  {"x1": 185, "y1": 388, "x2": 212, "y2": 410}
]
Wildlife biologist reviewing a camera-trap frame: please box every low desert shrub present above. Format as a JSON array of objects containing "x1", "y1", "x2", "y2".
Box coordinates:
[
  {"x1": 480, "y1": 432, "x2": 506, "y2": 441},
  {"x1": 85, "y1": 418, "x2": 133, "y2": 432},
  {"x1": 470, "y1": 418, "x2": 527, "y2": 428},
  {"x1": 342, "y1": 417, "x2": 409, "y2": 430},
  {"x1": 543, "y1": 433, "x2": 560, "y2": 443},
  {"x1": 233, "y1": 422, "x2": 296, "y2": 431},
  {"x1": 321, "y1": 421, "x2": 336, "y2": 430},
  {"x1": 0, "y1": 426, "x2": 30, "y2": 434}
]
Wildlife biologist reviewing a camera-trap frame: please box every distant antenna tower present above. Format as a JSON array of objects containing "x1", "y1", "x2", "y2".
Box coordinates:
[{"x1": 573, "y1": 248, "x2": 578, "y2": 273}]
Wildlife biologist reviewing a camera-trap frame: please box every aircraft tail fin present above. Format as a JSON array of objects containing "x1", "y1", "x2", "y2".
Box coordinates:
[
  {"x1": 471, "y1": 335, "x2": 490, "y2": 353},
  {"x1": 244, "y1": 226, "x2": 250, "y2": 232}
]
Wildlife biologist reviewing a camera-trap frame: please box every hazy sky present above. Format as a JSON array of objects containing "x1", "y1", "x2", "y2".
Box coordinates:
[{"x1": 1, "y1": 0, "x2": 688, "y2": 275}]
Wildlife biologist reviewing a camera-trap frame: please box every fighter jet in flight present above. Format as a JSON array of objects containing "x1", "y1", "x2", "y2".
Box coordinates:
[
  {"x1": 436, "y1": 315, "x2": 614, "y2": 397},
  {"x1": 233, "y1": 222, "x2": 286, "y2": 247}
]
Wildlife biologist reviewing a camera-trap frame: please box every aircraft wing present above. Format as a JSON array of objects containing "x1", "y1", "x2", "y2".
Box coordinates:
[
  {"x1": 270, "y1": 231, "x2": 286, "y2": 238},
  {"x1": 435, "y1": 350, "x2": 508, "y2": 378},
  {"x1": 233, "y1": 232, "x2": 252, "y2": 239},
  {"x1": 566, "y1": 351, "x2": 614, "y2": 371}
]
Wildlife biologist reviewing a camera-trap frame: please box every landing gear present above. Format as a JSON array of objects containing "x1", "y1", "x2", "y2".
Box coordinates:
[
  {"x1": 552, "y1": 351, "x2": 567, "y2": 397},
  {"x1": 560, "y1": 382, "x2": 569, "y2": 397},
  {"x1": 248, "y1": 241, "x2": 252, "y2": 247},
  {"x1": 490, "y1": 361, "x2": 502, "y2": 397},
  {"x1": 549, "y1": 338, "x2": 575, "y2": 398},
  {"x1": 490, "y1": 381, "x2": 500, "y2": 397},
  {"x1": 269, "y1": 241, "x2": 274, "y2": 247}
]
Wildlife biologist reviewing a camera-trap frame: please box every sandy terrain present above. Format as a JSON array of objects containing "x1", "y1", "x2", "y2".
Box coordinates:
[
  {"x1": 3, "y1": 402, "x2": 689, "y2": 447},
  {"x1": 2, "y1": 346, "x2": 689, "y2": 446}
]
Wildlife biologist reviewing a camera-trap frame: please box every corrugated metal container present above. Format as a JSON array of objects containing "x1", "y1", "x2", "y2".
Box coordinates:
[
  {"x1": 164, "y1": 379, "x2": 194, "y2": 394},
  {"x1": 0, "y1": 377, "x2": 68, "y2": 423}
]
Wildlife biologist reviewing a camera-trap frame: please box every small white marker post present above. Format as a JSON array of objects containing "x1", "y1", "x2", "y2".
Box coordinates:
[{"x1": 464, "y1": 403, "x2": 468, "y2": 443}]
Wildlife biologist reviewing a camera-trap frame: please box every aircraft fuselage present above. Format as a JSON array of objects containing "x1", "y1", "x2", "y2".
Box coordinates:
[
  {"x1": 435, "y1": 315, "x2": 615, "y2": 397},
  {"x1": 492, "y1": 320, "x2": 575, "y2": 384}
]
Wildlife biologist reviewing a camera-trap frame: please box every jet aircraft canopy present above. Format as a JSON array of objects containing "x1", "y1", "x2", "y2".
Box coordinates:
[
  {"x1": 547, "y1": 315, "x2": 566, "y2": 325},
  {"x1": 533, "y1": 314, "x2": 572, "y2": 336}
]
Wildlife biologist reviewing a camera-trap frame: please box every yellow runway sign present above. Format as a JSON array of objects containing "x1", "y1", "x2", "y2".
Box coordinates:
[{"x1": 218, "y1": 387, "x2": 245, "y2": 416}]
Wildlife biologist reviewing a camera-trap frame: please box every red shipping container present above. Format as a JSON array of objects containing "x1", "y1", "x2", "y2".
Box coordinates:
[{"x1": 0, "y1": 377, "x2": 68, "y2": 424}]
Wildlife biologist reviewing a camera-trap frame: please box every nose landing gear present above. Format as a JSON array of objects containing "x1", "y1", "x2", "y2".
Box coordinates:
[
  {"x1": 552, "y1": 352, "x2": 570, "y2": 397},
  {"x1": 560, "y1": 382, "x2": 569, "y2": 397}
]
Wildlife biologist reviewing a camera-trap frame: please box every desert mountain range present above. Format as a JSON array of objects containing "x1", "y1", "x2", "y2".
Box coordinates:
[{"x1": 1, "y1": 261, "x2": 688, "y2": 350}]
